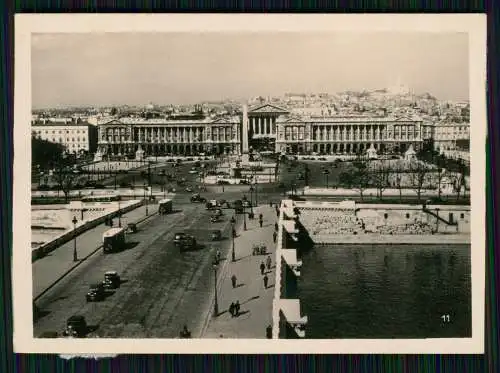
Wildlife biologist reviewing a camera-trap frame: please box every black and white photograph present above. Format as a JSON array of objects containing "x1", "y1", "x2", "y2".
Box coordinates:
[{"x1": 13, "y1": 14, "x2": 486, "y2": 354}]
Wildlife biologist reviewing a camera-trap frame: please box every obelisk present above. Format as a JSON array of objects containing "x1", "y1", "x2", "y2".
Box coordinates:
[{"x1": 242, "y1": 104, "x2": 249, "y2": 155}]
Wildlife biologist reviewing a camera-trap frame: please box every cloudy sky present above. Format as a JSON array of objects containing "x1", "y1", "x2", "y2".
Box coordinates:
[{"x1": 31, "y1": 32, "x2": 469, "y2": 108}]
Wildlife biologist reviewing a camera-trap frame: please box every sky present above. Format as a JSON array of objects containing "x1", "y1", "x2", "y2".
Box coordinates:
[{"x1": 31, "y1": 32, "x2": 469, "y2": 109}]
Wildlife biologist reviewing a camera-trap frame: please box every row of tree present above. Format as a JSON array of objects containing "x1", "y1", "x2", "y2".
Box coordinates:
[{"x1": 334, "y1": 159, "x2": 468, "y2": 202}]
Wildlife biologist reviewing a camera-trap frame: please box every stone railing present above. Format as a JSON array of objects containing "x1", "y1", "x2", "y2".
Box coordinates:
[
  {"x1": 272, "y1": 200, "x2": 308, "y2": 339},
  {"x1": 31, "y1": 200, "x2": 143, "y2": 262}
]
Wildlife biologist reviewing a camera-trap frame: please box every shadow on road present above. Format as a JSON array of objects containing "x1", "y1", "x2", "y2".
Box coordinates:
[
  {"x1": 242, "y1": 295, "x2": 260, "y2": 305},
  {"x1": 125, "y1": 241, "x2": 140, "y2": 251}
]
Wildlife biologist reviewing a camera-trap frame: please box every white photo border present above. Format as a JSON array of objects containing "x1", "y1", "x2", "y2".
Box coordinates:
[{"x1": 13, "y1": 13, "x2": 486, "y2": 354}]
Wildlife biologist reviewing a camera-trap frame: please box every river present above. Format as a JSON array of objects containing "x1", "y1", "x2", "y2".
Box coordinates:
[{"x1": 298, "y1": 244, "x2": 471, "y2": 338}]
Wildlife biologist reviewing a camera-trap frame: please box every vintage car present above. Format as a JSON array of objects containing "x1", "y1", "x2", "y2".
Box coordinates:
[
  {"x1": 102, "y1": 271, "x2": 121, "y2": 290},
  {"x1": 86, "y1": 282, "x2": 106, "y2": 302},
  {"x1": 62, "y1": 315, "x2": 87, "y2": 338},
  {"x1": 210, "y1": 230, "x2": 222, "y2": 241},
  {"x1": 190, "y1": 193, "x2": 207, "y2": 203},
  {"x1": 210, "y1": 215, "x2": 221, "y2": 223}
]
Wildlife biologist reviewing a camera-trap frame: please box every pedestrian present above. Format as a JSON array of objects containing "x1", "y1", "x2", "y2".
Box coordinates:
[
  {"x1": 263, "y1": 274, "x2": 269, "y2": 288},
  {"x1": 266, "y1": 255, "x2": 272, "y2": 270},
  {"x1": 231, "y1": 274, "x2": 237, "y2": 288},
  {"x1": 266, "y1": 324, "x2": 272, "y2": 339},
  {"x1": 260, "y1": 261, "x2": 266, "y2": 275},
  {"x1": 273, "y1": 231, "x2": 277, "y2": 243},
  {"x1": 229, "y1": 302, "x2": 235, "y2": 317},
  {"x1": 235, "y1": 300, "x2": 240, "y2": 316},
  {"x1": 275, "y1": 222, "x2": 279, "y2": 231},
  {"x1": 259, "y1": 213, "x2": 263, "y2": 228},
  {"x1": 215, "y1": 249, "x2": 221, "y2": 264}
]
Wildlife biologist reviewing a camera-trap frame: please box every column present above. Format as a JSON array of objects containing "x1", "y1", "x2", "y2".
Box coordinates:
[{"x1": 258, "y1": 117, "x2": 262, "y2": 134}]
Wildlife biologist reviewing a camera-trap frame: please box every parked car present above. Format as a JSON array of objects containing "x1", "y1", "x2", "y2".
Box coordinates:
[
  {"x1": 62, "y1": 315, "x2": 87, "y2": 338},
  {"x1": 86, "y1": 282, "x2": 106, "y2": 302},
  {"x1": 102, "y1": 271, "x2": 121, "y2": 290},
  {"x1": 210, "y1": 229, "x2": 222, "y2": 241}
]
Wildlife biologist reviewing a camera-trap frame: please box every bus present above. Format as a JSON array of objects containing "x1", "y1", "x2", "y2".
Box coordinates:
[
  {"x1": 102, "y1": 227, "x2": 127, "y2": 253},
  {"x1": 158, "y1": 199, "x2": 173, "y2": 215}
]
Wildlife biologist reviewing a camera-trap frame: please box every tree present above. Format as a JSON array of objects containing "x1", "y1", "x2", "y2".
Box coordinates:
[
  {"x1": 409, "y1": 161, "x2": 431, "y2": 203},
  {"x1": 434, "y1": 167, "x2": 447, "y2": 201},
  {"x1": 351, "y1": 160, "x2": 371, "y2": 201},
  {"x1": 371, "y1": 162, "x2": 391, "y2": 199},
  {"x1": 110, "y1": 107, "x2": 118, "y2": 116},
  {"x1": 393, "y1": 166, "x2": 404, "y2": 202},
  {"x1": 53, "y1": 155, "x2": 78, "y2": 203},
  {"x1": 32, "y1": 136, "x2": 64, "y2": 171}
]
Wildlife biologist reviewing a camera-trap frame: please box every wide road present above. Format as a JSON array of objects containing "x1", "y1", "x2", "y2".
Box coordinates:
[{"x1": 34, "y1": 198, "x2": 240, "y2": 338}]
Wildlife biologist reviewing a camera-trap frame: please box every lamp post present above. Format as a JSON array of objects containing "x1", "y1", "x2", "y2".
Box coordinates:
[
  {"x1": 144, "y1": 182, "x2": 149, "y2": 216},
  {"x1": 249, "y1": 186, "x2": 254, "y2": 215},
  {"x1": 118, "y1": 199, "x2": 122, "y2": 227},
  {"x1": 72, "y1": 216, "x2": 78, "y2": 262},
  {"x1": 212, "y1": 262, "x2": 219, "y2": 316},
  {"x1": 242, "y1": 196, "x2": 247, "y2": 231},
  {"x1": 230, "y1": 216, "x2": 236, "y2": 262}
]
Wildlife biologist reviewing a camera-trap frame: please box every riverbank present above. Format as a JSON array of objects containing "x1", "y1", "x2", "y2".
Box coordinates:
[{"x1": 312, "y1": 233, "x2": 470, "y2": 245}]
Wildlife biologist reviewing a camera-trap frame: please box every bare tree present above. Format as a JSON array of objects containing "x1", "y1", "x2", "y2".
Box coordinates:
[
  {"x1": 392, "y1": 162, "x2": 404, "y2": 202},
  {"x1": 434, "y1": 166, "x2": 447, "y2": 201},
  {"x1": 449, "y1": 171, "x2": 466, "y2": 202},
  {"x1": 371, "y1": 162, "x2": 391, "y2": 200},
  {"x1": 351, "y1": 158, "x2": 371, "y2": 201},
  {"x1": 53, "y1": 161, "x2": 77, "y2": 203},
  {"x1": 409, "y1": 161, "x2": 431, "y2": 203}
]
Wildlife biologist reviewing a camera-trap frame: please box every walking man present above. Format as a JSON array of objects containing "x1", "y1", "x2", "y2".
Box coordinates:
[
  {"x1": 266, "y1": 324, "x2": 272, "y2": 339},
  {"x1": 229, "y1": 302, "x2": 235, "y2": 317},
  {"x1": 275, "y1": 222, "x2": 279, "y2": 231},
  {"x1": 231, "y1": 274, "x2": 237, "y2": 288},
  {"x1": 263, "y1": 274, "x2": 269, "y2": 288},
  {"x1": 266, "y1": 255, "x2": 272, "y2": 270},
  {"x1": 273, "y1": 231, "x2": 277, "y2": 243},
  {"x1": 260, "y1": 261, "x2": 266, "y2": 275},
  {"x1": 259, "y1": 213, "x2": 263, "y2": 228}
]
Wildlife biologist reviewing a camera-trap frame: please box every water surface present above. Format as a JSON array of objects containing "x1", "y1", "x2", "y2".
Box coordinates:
[{"x1": 298, "y1": 244, "x2": 471, "y2": 338}]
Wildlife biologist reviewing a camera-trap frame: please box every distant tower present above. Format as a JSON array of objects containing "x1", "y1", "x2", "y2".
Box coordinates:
[{"x1": 242, "y1": 104, "x2": 249, "y2": 154}]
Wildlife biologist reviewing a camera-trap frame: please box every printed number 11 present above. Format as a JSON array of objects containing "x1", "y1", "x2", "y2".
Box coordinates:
[{"x1": 441, "y1": 314, "x2": 451, "y2": 322}]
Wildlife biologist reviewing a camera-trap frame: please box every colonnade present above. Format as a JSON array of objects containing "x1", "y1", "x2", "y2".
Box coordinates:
[{"x1": 249, "y1": 115, "x2": 277, "y2": 135}]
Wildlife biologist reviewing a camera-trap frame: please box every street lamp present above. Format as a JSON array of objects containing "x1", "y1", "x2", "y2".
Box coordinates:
[
  {"x1": 72, "y1": 216, "x2": 78, "y2": 262},
  {"x1": 230, "y1": 216, "x2": 236, "y2": 262},
  {"x1": 249, "y1": 186, "x2": 254, "y2": 214},
  {"x1": 118, "y1": 199, "x2": 122, "y2": 228},
  {"x1": 242, "y1": 196, "x2": 247, "y2": 231},
  {"x1": 143, "y1": 182, "x2": 149, "y2": 216},
  {"x1": 212, "y1": 262, "x2": 219, "y2": 316}
]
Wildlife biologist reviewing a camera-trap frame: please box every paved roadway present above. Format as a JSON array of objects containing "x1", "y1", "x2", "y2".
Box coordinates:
[{"x1": 33, "y1": 198, "x2": 243, "y2": 338}]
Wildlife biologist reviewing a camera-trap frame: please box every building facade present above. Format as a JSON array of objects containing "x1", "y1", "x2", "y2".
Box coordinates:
[
  {"x1": 96, "y1": 116, "x2": 241, "y2": 157},
  {"x1": 246, "y1": 104, "x2": 428, "y2": 155},
  {"x1": 31, "y1": 119, "x2": 98, "y2": 154},
  {"x1": 433, "y1": 121, "x2": 470, "y2": 159},
  {"x1": 90, "y1": 103, "x2": 468, "y2": 158}
]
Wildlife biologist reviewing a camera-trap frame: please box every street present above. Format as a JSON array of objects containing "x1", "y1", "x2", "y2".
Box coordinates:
[{"x1": 33, "y1": 197, "x2": 242, "y2": 338}]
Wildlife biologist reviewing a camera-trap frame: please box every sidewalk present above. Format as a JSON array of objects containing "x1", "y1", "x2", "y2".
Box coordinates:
[
  {"x1": 202, "y1": 205, "x2": 278, "y2": 339},
  {"x1": 32, "y1": 204, "x2": 154, "y2": 298}
]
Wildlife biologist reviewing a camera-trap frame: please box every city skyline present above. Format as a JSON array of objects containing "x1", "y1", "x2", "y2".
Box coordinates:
[{"x1": 32, "y1": 32, "x2": 469, "y2": 109}]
